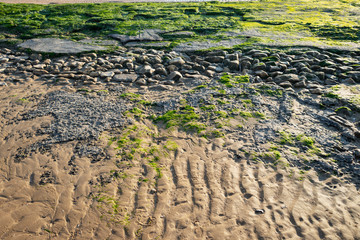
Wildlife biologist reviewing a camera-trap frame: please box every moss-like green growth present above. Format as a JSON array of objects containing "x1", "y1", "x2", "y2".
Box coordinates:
[
  {"x1": 120, "y1": 92, "x2": 141, "y2": 101},
  {"x1": 323, "y1": 92, "x2": 339, "y2": 99},
  {"x1": 154, "y1": 105, "x2": 205, "y2": 133},
  {"x1": 218, "y1": 73, "x2": 249, "y2": 88},
  {"x1": 239, "y1": 111, "x2": 253, "y2": 119},
  {"x1": 335, "y1": 106, "x2": 351, "y2": 112},
  {"x1": 164, "y1": 140, "x2": 179, "y2": 151},
  {"x1": 200, "y1": 104, "x2": 216, "y2": 111}
]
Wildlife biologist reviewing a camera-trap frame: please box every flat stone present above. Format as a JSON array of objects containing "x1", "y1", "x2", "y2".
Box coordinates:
[
  {"x1": 109, "y1": 29, "x2": 164, "y2": 44},
  {"x1": 112, "y1": 73, "x2": 138, "y2": 82},
  {"x1": 125, "y1": 41, "x2": 170, "y2": 48},
  {"x1": 163, "y1": 31, "x2": 195, "y2": 37},
  {"x1": 18, "y1": 38, "x2": 106, "y2": 54},
  {"x1": 79, "y1": 39, "x2": 119, "y2": 46},
  {"x1": 173, "y1": 38, "x2": 246, "y2": 52},
  {"x1": 274, "y1": 74, "x2": 300, "y2": 83}
]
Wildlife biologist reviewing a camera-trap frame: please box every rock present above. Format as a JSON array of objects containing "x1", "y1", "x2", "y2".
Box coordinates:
[
  {"x1": 135, "y1": 78, "x2": 147, "y2": 85},
  {"x1": 293, "y1": 80, "x2": 306, "y2": 88},
  {"x1": 100, "y1": 71, "x2": 115, "y2": 78},
  {"x1": 353, "y1": 149, "x2": 360, "y2": 160},
  {"x1": 125, "y1": 41, "x2": 170, "y2": 48},
  {"x1": 167, "y1": 71, "x2": 182, "y2": 81},
  {"x1": 109, "y1": 29, "x2": 163, "y2": 44},
  {"x1": 227, "y1": 60, "x2": 240, "y2": 71},
  {"x1": 325, "y1": 78, "x2": 338, "y2": 85},
  {"x1": 204, "y1": 56, "x2": 224, "y2": 63},
  {"x1": 309, "y1": 88, "x2": 323, "y2": 94},
  {"x1": 252, "y1": 62, "x2": 266, "y2": 71},
  {"x1": 0, "y1": 58, "x2": 9, "y2": 63},
  {"x1": 112, "y1": 73, "x2": 138, "y2": 82},
  {"x1": 167, "y1": 65, "x2": 178, "y2": 73},
  {"x1": 137, "y1": 65, "x2": 155, "y2": 77},
  {"x1": 226, "y1": 53, "x2": 239, "y2": 61},
  {"x1": 255, "y1": 209, "x2": 265, "y2": 214},
  {"x1": 279, "y1": 81, "x2": 292, "y2": 88},
  {"x1": 336, "y1": 107, "x2": 351, "y2": 117},
  {"x1": 149, "y1": 84, "x2": 172, "y2": 91},
  {"x1": 18, "y1": 38, "x2": 106, "y2": 54},
  {"x1": 255, "y1": 70, "x2": 269, "y2": 79},
  {"x1": 126, "y1": 62, "x2": 134, "y2": 70},
  {"x1": 348, "y1": 71, "x2": 360, "y2": 82},
  {"x1": 168, "y1": 57, "x2": 185, "y2": 66},
  {"x1": 274, "y1": 74, "x2": 300, "y2": 83},
  {"x1": 341, "y1": 78, "x2": 356, "y2": 85},
  {"x1": 0, "y1": 82, "x2": 7, "y2": 86},
  {"x1": 215, "y1": 66, "x2": 224, "y2": 73},
  {"x1": 204, "y1": 70, "x2": 215, "y2": 77},
  {"x1": 315, "y1": 71, "x2": 326, "y2": 80},
  {"x1": 323, "y1": 67, "x2": 336, "y2": 74},
  {"x1": 155, "y1": 67, "x2": 167, "y2": 76},
  {"x1": 207, "y1": 50, "x2": 227, "y2": 57}
]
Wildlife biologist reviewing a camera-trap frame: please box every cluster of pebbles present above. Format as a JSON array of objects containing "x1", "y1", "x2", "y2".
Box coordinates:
[{"x1": 1, "y1": 46, "x2": 360, "y2": 92}]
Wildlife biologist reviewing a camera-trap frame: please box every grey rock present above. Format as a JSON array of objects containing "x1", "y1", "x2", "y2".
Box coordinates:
[
  {"x1": 125, "y1": 41, "x2": 170, "y2": 48},
  {"x1": 279, "y1": 81, "x2": 292, "y2": 88},
  {"x1": 0, "y1": 58, "x2": 9, "y2": 63},
  {"x1": 100, "y1": 71, "x2": 115, "y2": 78},
  {"x1": 18, "y1": 38, "x2": 106, "y2": 54},
  {"x1": 168, "y1": 71, "x2": 182, "y2": 81},
  {"x1": 348, "y1": 71, "x2": 360, "y2": 82},
  {"x1": 274, "y1": 74, "x2": 300, "y2": 83},
  {"x1": 293, "y1": 80, "x2": 306, "y2": 88},
  {"x1": 227, "y1": 60, "x2": 240, "y2": 71},
  {"x1": 204, "y1": 56, "x2": 224, "y2": 63},
  {"x1": 135, "y1": 78, "x2": 147, "y2": 85},
  {"x1": 109, "y1": 29, "x2": 163, "y2": 44},
  {"x1": 252, "y1": 62, "x2": 266, "y2": 71},
  {"x1": 309, "y1": 88, "x2": 323, "y2": 94},
  {"x1": 169, "y1": 57, "x2": 185, "y2": 66},
  {"x1": 255, "y1": 70, "x2": 269, "y2": 79},
  {"x1": 137, "y1": 65, "x2": 155, "y2": 77},
  {"x1": 112, "y1": 73, "x2": 138, "y2": 82}
]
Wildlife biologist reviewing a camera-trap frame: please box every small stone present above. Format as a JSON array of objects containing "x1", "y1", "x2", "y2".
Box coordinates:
[
  {"x1": 279, "y1": 81, "x2": 292, "y2": 88},
  {"x1": 168, "y1": 71, "x2": 182, "y2": 81},
  {"x1": 255, "y1": 209, "x2": 265, "y2": 214},
  {"x1": 204, "y1": 56, "x2": 224, "y2": 63},
  {"x1": 252, "y1": 62, "x2": 266, "y2": 71},
  {"x1": 100, "y1": 71, "x2": 115, "y2": 78},
  {"x1": 113, "y1": 73, "x2": 138, "y2": 82},
  {"x1": 169, "y1": 57, "x2": 185, "y2": 66},
  {"x1": 342, "y1": 78, "x2": 356, "y2": 85},
  {"x1": 309, "y1": 88, "x2": 323, "y2": 94},
  {"x1": 135, "y1": 78, "x2": 147, "y2": 86},
  {"x1": 293, "y1": 80, "x2": 306, "y2": 88},
  {"x1": 255, "y1": 70, "x2": 269, "y2": 79},
  {"x1": 137, "y1": 65, "x2": 155, "y2": 77},
  {"x1": 0, "y1": 58, "x2": 9, "y2": 63},
  {"x1": 204, "y1": 70, "x2": 215, "y2": 77},
  {"x1": 325, "y1": 78, "x2": 338, "y2": 85},
  {"x1": 274, "y1": 74, "x2": 300, "y2": 83},
  {"x1": 227, "y1": 60, "x2": 240, "y2": 71}
]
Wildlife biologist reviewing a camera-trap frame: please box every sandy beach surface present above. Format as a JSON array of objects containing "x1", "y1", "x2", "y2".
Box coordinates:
[{"x1": 0, "y1": 48, "x2": 359, "y2": 239}]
